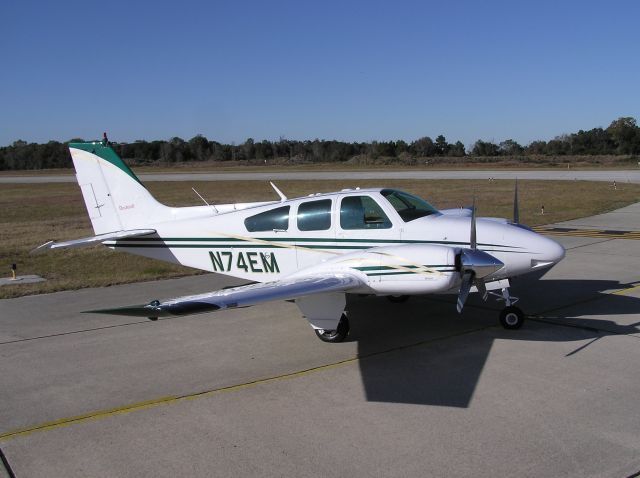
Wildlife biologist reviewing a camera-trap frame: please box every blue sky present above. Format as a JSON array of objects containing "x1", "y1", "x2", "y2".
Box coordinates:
[{"x1": 1, "y1": 0, "x2": 638, "y2": 148}]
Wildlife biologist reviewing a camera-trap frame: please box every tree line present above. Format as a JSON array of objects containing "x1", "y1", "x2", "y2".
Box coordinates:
[{"x1": 1, "y1": 117, "x2": 639, "y2": 170}]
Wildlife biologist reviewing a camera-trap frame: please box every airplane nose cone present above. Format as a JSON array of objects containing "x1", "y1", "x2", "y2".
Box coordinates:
[
  {"x1": 531, "y1": 235, "x2": 565, "y2": 269},
  {"x1": 546, "y1": 237, "x2": 565, "y2": 263}
]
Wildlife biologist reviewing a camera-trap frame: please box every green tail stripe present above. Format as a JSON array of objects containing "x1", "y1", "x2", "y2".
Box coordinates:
[{"x1": 69, "y1": 142, "x2": 143, "y2": 186}]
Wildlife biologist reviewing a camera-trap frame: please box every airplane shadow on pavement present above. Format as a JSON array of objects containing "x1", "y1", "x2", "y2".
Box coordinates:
[{"x1": 347, "y1": 277, "x2": 640, "y2": 408}]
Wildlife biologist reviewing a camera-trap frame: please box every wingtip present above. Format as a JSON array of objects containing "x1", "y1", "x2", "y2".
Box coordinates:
[
  {"x1": 82, "y1": 304, "x2": 163, "y2": 318},
  {"x1": 82, "y1": 300, "x2": 221, "y2": 318}
]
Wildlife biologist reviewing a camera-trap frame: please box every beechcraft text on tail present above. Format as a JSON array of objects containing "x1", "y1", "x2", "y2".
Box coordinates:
[{"x1": 36, "y1": 135, "x2": 565, "y2": 342}]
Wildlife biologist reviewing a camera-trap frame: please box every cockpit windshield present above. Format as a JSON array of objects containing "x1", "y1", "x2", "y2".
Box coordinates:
[{"x1": 381, "y1": 189, "x2": 439, "y2": 222}]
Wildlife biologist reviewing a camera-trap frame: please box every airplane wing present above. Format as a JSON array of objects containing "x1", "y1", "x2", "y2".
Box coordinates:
[
  {"x1": 86, "y1": 273, "x2": 362, "y2": 319},
  {"x1": 32, "y1": 229, "x2": 157, "y2": 253}
]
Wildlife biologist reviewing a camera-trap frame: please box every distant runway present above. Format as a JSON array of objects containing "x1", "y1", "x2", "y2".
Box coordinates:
[{"x1": 2, "y1": 169, "x2": 640, "y2": 183}]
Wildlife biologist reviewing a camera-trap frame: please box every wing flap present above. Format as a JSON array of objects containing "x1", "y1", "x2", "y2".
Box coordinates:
[
  {"x1": 32, "y1": 229, "x2": 157, "y2": 253},
  {"x1": 86, "y1": 273, "x2": 362, "y2": 318}
]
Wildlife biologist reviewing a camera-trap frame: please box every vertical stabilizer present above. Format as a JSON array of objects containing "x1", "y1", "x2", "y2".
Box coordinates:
[{"x1": 69, "y1": 141, "x2": 169, "y2": 234}]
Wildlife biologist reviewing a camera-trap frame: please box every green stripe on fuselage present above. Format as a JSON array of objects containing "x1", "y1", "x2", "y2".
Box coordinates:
[
  {"x1": 354, "y1": 265, "x2": 450, "y2": 271},
  {"x1": 110, "y1": 243, "x2": 287, "y2": 249},
  {"x1": 364, "y1": 269, "x2": 456, "y2": 276},
  {"x1": 109, "y1": 236, "x2": 522, "y2": 249}
]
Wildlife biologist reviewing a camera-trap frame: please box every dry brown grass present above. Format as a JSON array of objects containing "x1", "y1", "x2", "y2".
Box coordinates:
[{"x1": 1, "y1": 179, "x2": 639, "y2": 299}]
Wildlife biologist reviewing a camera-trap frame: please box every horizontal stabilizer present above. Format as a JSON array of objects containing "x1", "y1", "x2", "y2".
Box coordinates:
[
  {"x1": 32, "y1": 229, "x2": 156, "y2": 253},
  {"x1": 85, "y1": 273, "x2": 362, "y2": 319}
]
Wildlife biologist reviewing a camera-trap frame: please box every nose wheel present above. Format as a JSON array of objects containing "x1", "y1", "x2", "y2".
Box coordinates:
[{"x1": 499, "y1": 306, "x2": 525, "y2": 329}]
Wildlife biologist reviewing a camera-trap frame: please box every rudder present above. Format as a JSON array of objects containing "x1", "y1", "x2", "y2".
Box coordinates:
[{"x1": 69, "y1": 141, "x2": 168, "y2": 234}]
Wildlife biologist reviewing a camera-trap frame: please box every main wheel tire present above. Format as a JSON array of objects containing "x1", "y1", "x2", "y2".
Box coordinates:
[
  {"x1": 499, "y1": 306, "x2": 525, "y2": 330},
  {"x1": 387, "y1": 295, "x2": 410, "y2": 303},
  {"x1": 148, "y1": 300, "x2": 160, "y2": 321},
  {"x1": 314, "y1": 314, "x2": 350, "y2": 343}
]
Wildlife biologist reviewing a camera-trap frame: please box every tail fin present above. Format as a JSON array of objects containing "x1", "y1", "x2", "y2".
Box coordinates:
[{"x1": 69, "y1": 141, "x2": 169, "y2": 234}]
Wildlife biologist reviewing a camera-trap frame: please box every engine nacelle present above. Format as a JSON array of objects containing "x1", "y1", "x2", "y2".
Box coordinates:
[{"x1": 318, "y1": 244, "x2": 461, "y2": 295}]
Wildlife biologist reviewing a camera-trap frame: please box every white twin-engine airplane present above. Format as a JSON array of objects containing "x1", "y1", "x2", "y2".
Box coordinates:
[{"x1": 38, "y1": 138, "x2": 565, "y2": 342}]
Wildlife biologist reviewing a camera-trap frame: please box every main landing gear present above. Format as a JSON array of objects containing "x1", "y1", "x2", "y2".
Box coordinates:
[
  {"x1": 313, "y1": 287, "x2": 525, "y2": 342},
  {"x1": 314, "y1": 313, "x2": 350, "y2": 343},
  {"x1": 490, "y1": 287, "x2": 525, "y2": 329}
]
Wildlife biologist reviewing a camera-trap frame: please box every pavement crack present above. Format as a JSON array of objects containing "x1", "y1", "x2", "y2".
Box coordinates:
[
  {"x1": 527, "y1": 316, "x2": 640, "y2": 338},
  {"x1": 0, "y1": 320, "x2": 149, "y2": 346},
  {"x1": 0, "y1": 313, "x2": 197, "y2": 346},
  {"x1": 564, "y1": 238, "x2": 615, "y2": 250},
  {"x1": 0, "y1": 447, "x2": 16, "y2": 478},
  {"x1": 0, "y1": 323, "x2": 492, "y2": 442}
]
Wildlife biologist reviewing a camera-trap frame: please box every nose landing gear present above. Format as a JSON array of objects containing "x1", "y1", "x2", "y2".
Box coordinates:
[{"x1": 490, "y1": 287, "x2": 525, "y2": 329}]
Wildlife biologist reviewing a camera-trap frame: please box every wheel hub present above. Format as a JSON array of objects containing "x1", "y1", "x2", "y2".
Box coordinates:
[{"x1": 505, "y1": 312, "x2": 519, "y2": 325}]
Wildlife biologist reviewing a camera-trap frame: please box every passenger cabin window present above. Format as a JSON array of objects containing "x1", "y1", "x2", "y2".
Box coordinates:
[
  {"x1": 297, "y1": 199, "x2": 332, "y2": 231},
  {"x1": 244, "y1": 206, "x2": 290, "y2": 232},
  {"x1": 340, "y1": 196, "x2": 392, "y2": 230},
  {"x1": 381, "y1": 189, "x2": 438, "y2": 222}
]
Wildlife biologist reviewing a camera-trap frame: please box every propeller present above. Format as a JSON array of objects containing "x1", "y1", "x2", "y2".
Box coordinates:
[
  {"x1": 457, "y1": 271, "x2": 474, "y2": 313},
  {"x1": 456, "y1": 197, "x2": 504, "y2": 313},
  {"x1": 470, "y1": 196, "x2": 477, "y2": 249}
]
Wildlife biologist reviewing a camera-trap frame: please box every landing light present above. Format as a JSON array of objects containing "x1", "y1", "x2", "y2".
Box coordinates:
[{"x1": 531, "y1": 259, "x2": 554, "y2": 269}]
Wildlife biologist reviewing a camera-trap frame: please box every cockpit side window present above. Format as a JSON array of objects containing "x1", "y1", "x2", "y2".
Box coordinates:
[
  {"x1": 244, "y1": 206, "x2": 290, "y2": 232},
  {"x1": 297, "y1": 199, "x2": 332, "y2": 231},
  {"x1": 381, "y1": 189, "x2": 438, "y2": 222},
  {"x1": 340, "y1": 196, "x2": 392, "y2": 230}
]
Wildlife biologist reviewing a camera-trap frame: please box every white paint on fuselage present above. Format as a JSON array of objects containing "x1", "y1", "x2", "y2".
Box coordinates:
[{"x1": 105, "y1": 188, "x2": 564, "y2": 294}]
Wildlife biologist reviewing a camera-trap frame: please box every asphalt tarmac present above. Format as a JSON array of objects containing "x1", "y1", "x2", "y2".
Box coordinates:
[
  {"x1": 1, "y1": 206, "x2": 639, "y2": 477},
  {"x1": 1, "y1": 168, "x2": 640, "y2": 183}
]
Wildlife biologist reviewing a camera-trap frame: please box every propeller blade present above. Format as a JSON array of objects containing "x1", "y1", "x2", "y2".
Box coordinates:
[
  {"x1": 470, "y1": 196, "x2": 477, "y2": 250},
  {"x1": 457, "y1": 271, "x2": 474, "y2": 313},
  {"x1": 513, "y1": 178, "x2": 519, "y2": 224},
  {"x1": 476, "y1": 279, "x2": 488, "y2": 301}
]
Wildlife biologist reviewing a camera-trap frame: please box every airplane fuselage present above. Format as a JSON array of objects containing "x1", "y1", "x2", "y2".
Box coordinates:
[{"x1": 104, "y1": 188, "x2": 564, "y2": 296}]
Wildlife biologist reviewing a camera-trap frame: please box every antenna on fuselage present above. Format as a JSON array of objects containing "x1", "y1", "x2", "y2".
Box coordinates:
[
  {"x1": 513, "y1": 178, "x2": 520, "y2": 224},
  {"x1": 470, "y1": 196, "x2": 477, "y2": 250},
  {"x1": 270, "y1": 182, "x2": 287, "y2": 202},
  {"x1": 192, "y1": 187, "x2": 218, "y2": 213}
]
